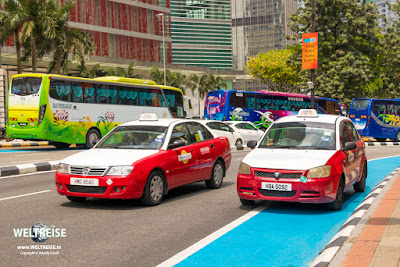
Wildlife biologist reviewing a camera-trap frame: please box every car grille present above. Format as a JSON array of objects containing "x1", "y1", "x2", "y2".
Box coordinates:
[
  {"x1": 66, "y1": 185, "x2": 107, "y2": 194},
  {"x1": 258, "y1": 189, "x2": 297, "y2": 198},
  {"x1": 69, "y1": 166, "x2": 108, "y2": 176},
  {"x1": 254, "y1": 171, "x2": 302, "y2": 179}
]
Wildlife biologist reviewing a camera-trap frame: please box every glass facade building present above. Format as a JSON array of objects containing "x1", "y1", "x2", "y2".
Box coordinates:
[
  {"x1": 231, "y1": 0, "x2": 298, "y2": 91},
  {"x1": 170, "y1": 0, "x2": 233, "y2": 69}
]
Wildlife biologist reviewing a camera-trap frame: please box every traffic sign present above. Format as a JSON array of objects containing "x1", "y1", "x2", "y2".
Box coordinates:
[{"x1": 302, "y1": 32, "x2": 318, "y2": 70}]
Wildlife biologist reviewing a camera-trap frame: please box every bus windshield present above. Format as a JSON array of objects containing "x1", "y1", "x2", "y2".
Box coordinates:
[
  {"x1": 11, "y1": 77, "x2": 42, "y2": 96},
  {"x1": 351, "y1": 99, "x2": 371, "y2": 109}
]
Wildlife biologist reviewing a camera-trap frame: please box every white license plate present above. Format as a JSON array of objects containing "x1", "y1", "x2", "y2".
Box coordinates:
[
  {"x1": 70, "y1": 178, "x2": 99, "y2": 186},
  {"x1": 261, "y1": 182, "x2": 292, "y2": 191}
]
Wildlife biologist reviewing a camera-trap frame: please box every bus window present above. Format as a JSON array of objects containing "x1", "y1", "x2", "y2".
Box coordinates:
[
  {"x1": 247, "y1": 96, "x2": 256, "y2": 109},
  {"x1": 164, "y1": 89, "x2": 184, "y2": 118},
  {"x1": 107, "y1": 87, "x2": 118, "y2": 104},
  {"x1": 230, "y1": 92, "x2": 246, "y2": 108},
  {"x1": 96, "y1": 84, "x2": 109, "y2": 104},
  {"x1": 72, "y1": 83, "x2": 83, "y2": 103},
  {"x1": 49, "y1": 81, "x2": 71, "y2": 102},
  {"x1": 257, "y1": 96, "x2": 271, "y2": 110},
  {"x1": 123, "y1": 87, "x2": 139, "y2": 106},
  {"x1": 372, "y1": 100, "x2": 386, "y2": 114},
  {"x1": 394, "y1": 102, "x2": 400, "y2": 115},
  {"x1": 83, "y1": 83, "x2": 96, "y2": 103}
]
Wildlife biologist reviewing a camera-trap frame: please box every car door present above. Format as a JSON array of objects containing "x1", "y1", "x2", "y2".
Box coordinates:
[
  {"x1": 339, "y1": 121, "x2": 356, "y2": 186},
  {"x1": 206, "y1": 122, "x2": 235, "y2": 146},
  {"x1": 235, "y1": 123, "x2": 251, "y2": 142},
  {"x1": 244, "y1": 122, "x2": 263, "y2": 141},
  {"x1": 186, "y1": 122, "x2": 216, "y2": 180},
  {"x1": 346, "y1": 121, "x2": 364, "y2": 181},
  {"x1": 166, "y1": 123, "x2": 199, "y2": 186}
]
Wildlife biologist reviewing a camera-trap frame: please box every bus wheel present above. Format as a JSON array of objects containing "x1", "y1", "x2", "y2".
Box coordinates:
[
  {"x1": 53, "y1": 142, "x2": 70, "y2": 149},
  {"x1": 395, "y1": 131, "x2": 400, "y2": 142},
  {"x1": 86, "y1": 129, "x2": 101, "y2": 148}
]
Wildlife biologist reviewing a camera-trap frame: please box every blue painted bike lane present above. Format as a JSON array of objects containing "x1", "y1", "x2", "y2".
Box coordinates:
[{"x1": 177, "y1": 156, "x2": 400, "y2": 267}]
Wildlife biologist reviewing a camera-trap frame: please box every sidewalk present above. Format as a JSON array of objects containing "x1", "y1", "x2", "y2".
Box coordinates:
[{"x1": 340, "y1": 173, "x2": 400, "y2": 267}]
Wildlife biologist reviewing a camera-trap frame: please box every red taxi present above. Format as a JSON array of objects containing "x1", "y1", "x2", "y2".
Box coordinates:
[
  {"x1": 237, "y1": 109, "x2": 367, "y2": 210},
  {"x1": 55, "y1": 114, "x2": 231, "y2": 205}
]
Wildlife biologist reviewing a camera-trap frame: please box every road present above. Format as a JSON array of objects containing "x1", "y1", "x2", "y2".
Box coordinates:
[{"x1": 0, "y1": 146, "x2": 399, "y2": 266}]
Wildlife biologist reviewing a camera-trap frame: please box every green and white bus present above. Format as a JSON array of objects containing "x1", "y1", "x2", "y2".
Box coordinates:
[{"x1": 7, "y1": 74, "x2": 186, "y2": 148}]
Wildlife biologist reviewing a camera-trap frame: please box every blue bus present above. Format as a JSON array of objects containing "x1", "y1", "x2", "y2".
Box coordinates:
[
  {"x1": 349, "y1": 98, "x2": 400, "y2": 141},
  {"x1": 204, "y1": 90, "x2": 343, "y2": 129}
]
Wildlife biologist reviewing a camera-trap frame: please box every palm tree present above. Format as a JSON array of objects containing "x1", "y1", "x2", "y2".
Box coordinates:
[
  {"x1": 105, "y1": 61, "x2": 143, "y2": 79},
  {"x1": 150, "y1": 67, "x2": 163, "y2": 85},
  {"x1": 0, "y1": 0, "x2": 26, "y2": 73}
]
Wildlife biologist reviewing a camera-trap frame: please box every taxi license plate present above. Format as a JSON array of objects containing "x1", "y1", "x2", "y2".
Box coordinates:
[
  {"x1": 261, "y1": 182, "x2": 292, "y2": 191},
  {"x1": 70, "y1": 178, "x2": 99, "y2": 186}
]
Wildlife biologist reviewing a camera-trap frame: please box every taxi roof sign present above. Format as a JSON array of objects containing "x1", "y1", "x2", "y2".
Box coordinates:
[
  {"x1": 139, "y1": 113, "x2": 158, "y2": 121},
  {"x1": 297, "y1": 109, "x2": 318, "y2": 118}
]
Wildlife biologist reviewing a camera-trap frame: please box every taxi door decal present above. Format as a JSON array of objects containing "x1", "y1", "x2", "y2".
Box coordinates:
[
  {"x1": 178, "y1": 150, "x2": 192, "y2": 164},
  {"x1": 348, "y1": 151, "x2": 355, "y2": 163},
  {"x1": 200, "y1": 147, "x2": 210, "y2": 155}
]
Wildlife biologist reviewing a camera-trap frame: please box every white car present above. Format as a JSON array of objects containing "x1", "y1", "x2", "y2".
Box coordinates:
[
  {"x1": 225, "y1": 121, "x2": 265, "y2": 144},
  {"x1": 198, "y1": 120, "x2": 244, "y2": 147}
]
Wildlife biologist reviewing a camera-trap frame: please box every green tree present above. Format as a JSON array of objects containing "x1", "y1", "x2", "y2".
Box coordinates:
[
  {"x1": 370, "y1": 1, "x2": 400, "y2": 99},
  {"x1": 0, "y1": 0, "x2": 25, "y2": 73},
  {"x1": 289, "y1": 0, "x2": 380, "y2": 105},
  {"x1": 105, "y1": 62, "x2": 143, "y2": 79},
  {"x1": 246, "y1": 48, "x2": 302, "y2": 92}
]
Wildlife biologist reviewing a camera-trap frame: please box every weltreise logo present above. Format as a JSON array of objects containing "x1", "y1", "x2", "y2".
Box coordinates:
[{"x1": 14, "y1": 223, "x2": 67, "y2": 243}]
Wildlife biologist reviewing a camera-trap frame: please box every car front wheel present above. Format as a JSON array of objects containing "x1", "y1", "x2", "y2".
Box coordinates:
[
  {"x1": 141, "y1": 171, "x2": 165, "y2": 206},
  {"x1": 328, "y1": 178, "x2": 344, "y2": 211}
]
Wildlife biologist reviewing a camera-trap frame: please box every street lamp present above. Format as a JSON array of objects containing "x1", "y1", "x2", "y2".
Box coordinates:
[{"x1": 156, "y1": 13, "x2": 167, "y2": 86}]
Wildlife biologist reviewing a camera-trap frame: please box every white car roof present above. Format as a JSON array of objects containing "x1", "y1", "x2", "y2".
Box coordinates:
[
  {"x1": 274, "y1": 114, "x2": 347, "y2": 125},
  {"x1": 119, "y1": 118, "x2": 198, "y2": 127}
]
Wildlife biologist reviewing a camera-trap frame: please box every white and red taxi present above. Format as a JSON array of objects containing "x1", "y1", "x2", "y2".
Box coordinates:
[
  {"x1": 55, "y1": 114, "x2": 231, "y2": 206},
  {"x1": 237, "y1": 109, "x2": 367, "y2": 210}
]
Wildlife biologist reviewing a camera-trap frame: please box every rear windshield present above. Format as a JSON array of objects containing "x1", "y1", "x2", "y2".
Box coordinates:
[
  {"x1": 11, "y1": 77, "x2": 42, "y2": 96},
  {"x1": 351, "y1": 99, "x2": 370, "y2": 109}
]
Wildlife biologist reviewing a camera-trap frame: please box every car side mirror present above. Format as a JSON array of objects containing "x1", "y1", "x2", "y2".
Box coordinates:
[
  {"x1": 247, "y1": 140, "x2": 257, "y2": 149},
  {"x1": 343, "y1": 142, "x2": 356, "y2": 151},
  {"x1": 168, "y1": 139, "x2": 186, "y2": 149}
]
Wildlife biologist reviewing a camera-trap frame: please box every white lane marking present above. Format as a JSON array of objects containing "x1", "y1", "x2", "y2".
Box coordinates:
[
  {"x1": 157, "y1": 204, "x2": 269, "y2": 267},
  {"x1": 0, "y1": 190, "x2": 51, "y2": 201},
  {"x1": 0, "y1": 170, "x2": 56, "y2": 180}
]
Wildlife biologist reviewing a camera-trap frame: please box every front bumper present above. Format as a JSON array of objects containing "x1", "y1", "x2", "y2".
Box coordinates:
[
  {"x1": 55, "y1": 173, "x2": 144, "y2": 199},
  {"x1": 237, "y1": 169, "x2": 337, "y2": 204}
]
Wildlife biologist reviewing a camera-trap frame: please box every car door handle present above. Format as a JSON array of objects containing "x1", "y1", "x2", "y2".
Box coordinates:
[{"x1": 210, "y1": 144, "x2": 215, "y2": 148}]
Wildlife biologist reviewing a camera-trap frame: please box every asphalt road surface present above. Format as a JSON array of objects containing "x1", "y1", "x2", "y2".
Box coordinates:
[{"x1": 0, "y1": 147, "x2": 399, "y2": 267}]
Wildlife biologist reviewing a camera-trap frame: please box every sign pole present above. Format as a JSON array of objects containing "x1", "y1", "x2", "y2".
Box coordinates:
[{"x1": 311, "y1": 0, "x2": 316, "y2": 109}]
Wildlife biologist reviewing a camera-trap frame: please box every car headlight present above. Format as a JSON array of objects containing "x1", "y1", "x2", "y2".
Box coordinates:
[
  {"x1": 57, "y1": 163, "x2": 69, "y2": 174},
  {"x1": 307, "y1": 165, "x2": 331, "y2": 178},
  {"x1": 238, "y1": 162, "x2": 252, "y2": 175},
  {"x1": 107, "y1": 166, "x2": 133, "y2": 176}
]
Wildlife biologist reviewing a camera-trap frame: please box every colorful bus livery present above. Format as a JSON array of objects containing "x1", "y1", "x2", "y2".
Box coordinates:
[
  {"x1": 7, "y1": 74, "x2": 185, "y2": 148},
  {"x1": 349, "y1": 98, "x2": 400, "y2": 141},
  {"x1": 204, "y1": 90, "x2": 342, "y2": 129}
]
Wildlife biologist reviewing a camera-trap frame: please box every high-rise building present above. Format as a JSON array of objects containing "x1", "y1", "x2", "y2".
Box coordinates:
[
  {"x1": 231, "y1": 0, "x2": 298, "y2": 90},
  {"x1": 369, "y1": 0, "x2": 398, "y2": 28},
  {"x1": 170, "y1": 0, "x2": 233, "y2": 70}
]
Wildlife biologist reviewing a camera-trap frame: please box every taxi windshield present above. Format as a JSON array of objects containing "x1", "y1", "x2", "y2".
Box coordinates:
[
  {"x1": 258, "y1": 122, "x2": 336, "y2": 150},
  {"x1": 96, "y1": 126, "x2": 168, "y2": 150}
]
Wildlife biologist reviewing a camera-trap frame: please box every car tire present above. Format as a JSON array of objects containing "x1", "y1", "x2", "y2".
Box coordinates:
[
  {"x1": 53, "y1": 142, "x2": 70, "y2": 149},
  {"x1": 205, "y1": 160, "x2": 224, "y2": 189},
  {"x1": 140, "y1": 171, "x2": 165, "y2": 206},
  {"x1": 240, "y1": 198, "x2": 255, "y2": 206},
  {"x1": 328, "y1": 178, "x2": 344, "y2": 211},
  {"x1": 66, "y1": 196, "x2": 86, "y2": 202},
  {"x1": 354, "y1": 162, "x2": 367, "y2": 192},
  {"x1": 395, "y1": 131, "x2": 400, "y2": 142},
  {"x1": 86, "y1": 128, "x2": 101, "y2": 148},
  {"x1": 235, "y1": 139, "x2": 243, "y2": 146}
]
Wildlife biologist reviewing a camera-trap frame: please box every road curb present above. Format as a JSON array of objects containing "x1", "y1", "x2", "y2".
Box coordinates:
[
  {"x1": 0, "y1": 141, "x2": 49, "y2": 148},
  {"x1": 310, "y1": 167, "x2": 400, "y2": 267},
  {"x1": 365, "y1": 142, "x2": 400, "y2": 146},
  {"x1": 0, "y1": 161, "x2": 59, "y2": 177}
]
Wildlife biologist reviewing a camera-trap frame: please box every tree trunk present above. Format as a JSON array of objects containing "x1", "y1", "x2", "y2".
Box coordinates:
[
  {"x1": 14, "y1": 31, "x2": 22, "y2": 74},
  {"x1": 55, "y1": 48, "x2": 62, "y2": 74},
  {"x1": 31, "y1": 33, "x2": 37, "y2": 73}
]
